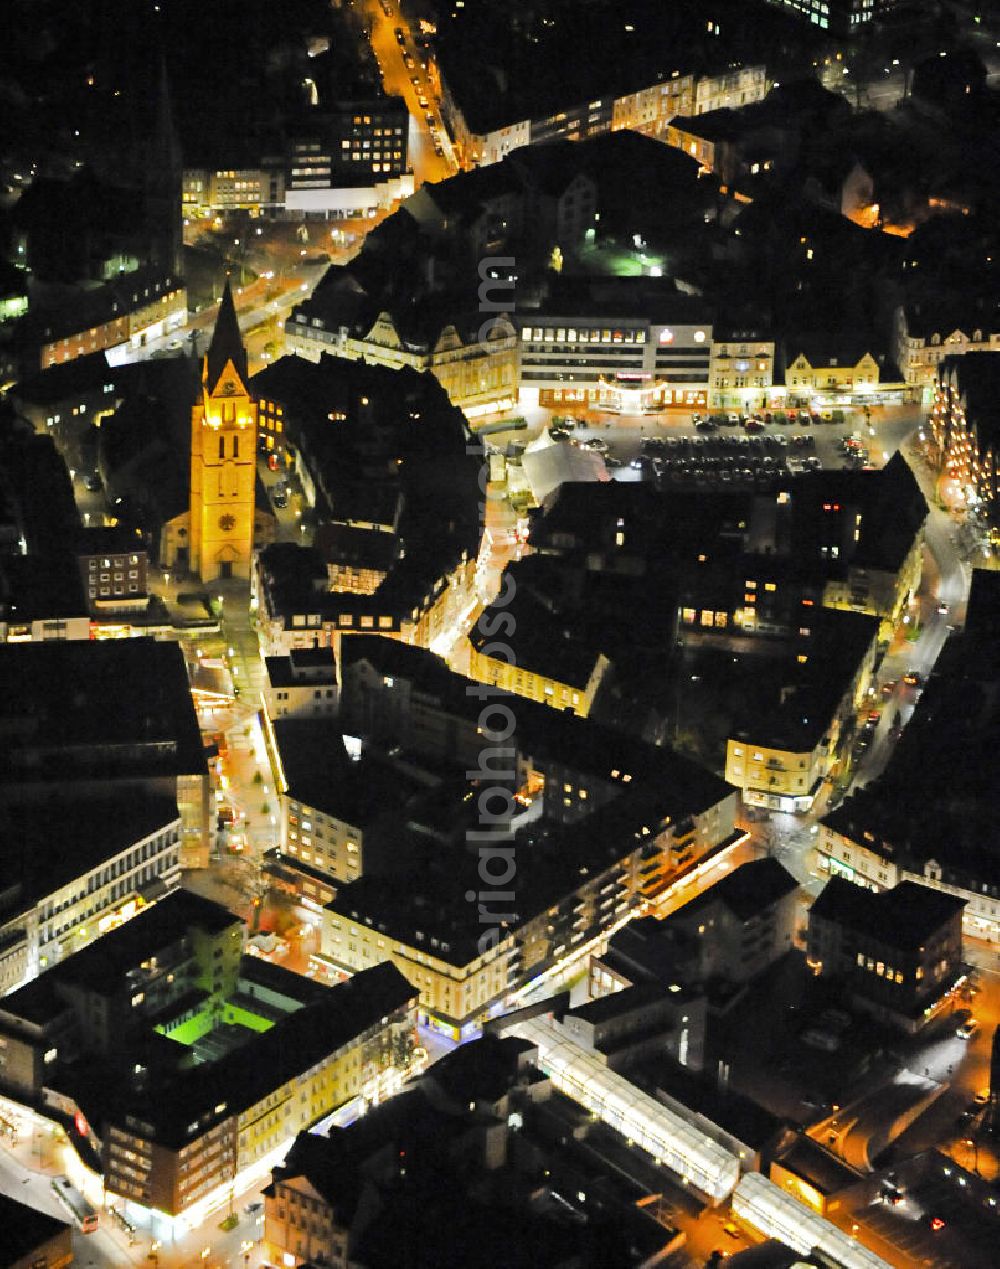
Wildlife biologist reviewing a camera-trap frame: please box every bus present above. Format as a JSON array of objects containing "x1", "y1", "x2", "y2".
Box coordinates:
[{"x1": 51, "y1": 1174, "x2": 99, "y2": 1233}]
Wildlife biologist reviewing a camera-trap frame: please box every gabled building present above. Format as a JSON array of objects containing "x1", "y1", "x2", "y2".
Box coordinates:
[
  {"x1": 784, "y1": 336, "x2": 881, "y2": 402},
  {"x1": 164, "y1": 282, "x2": 258, "y2": 583},
  {"x1": 928, "y1": 353, "x2": 1000, "y2": 520},
  {"x1": 893, "y1": 301, "x2": 1000, "y2": 399}
]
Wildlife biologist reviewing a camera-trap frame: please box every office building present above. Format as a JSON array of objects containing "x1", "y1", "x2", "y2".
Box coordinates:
[
  {"x1": 262, "y1": 647, "x2": 339, "y2": 722},
  {"x1": 762, "y1": 0, "x2": 891, "y2": 37},
  {"x1": 0, "y1": 890, "x2": 418, "y2": 1232},
  {"x1": 806, "y1": 877, "x2": 965, "y2": 1032},
  {"x1": 74, "y1": 527, "x2": 149, "y2": 616},
  {"x1": 0, "y1": 637, "x2": 211, "y2": 868},
  {"x1": 0, "y1": 795, "x2": 182, "y2": 995},
  {"x1": 517, "y1": 293, "x2": 713, "y2": 413}
]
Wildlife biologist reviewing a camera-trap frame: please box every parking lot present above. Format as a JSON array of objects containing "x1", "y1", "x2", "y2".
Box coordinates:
[
  {"x1": 540, "y1": 404, "x2": 914, "y2": 490},
  {"x1": 853, "y1": 1157, "x2": 1000, "y2": 1269}
]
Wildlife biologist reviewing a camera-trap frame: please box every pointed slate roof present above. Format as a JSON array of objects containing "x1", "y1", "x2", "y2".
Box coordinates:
[{"x1": 204, "y1": 280, "x2": 247, "y2": 392}]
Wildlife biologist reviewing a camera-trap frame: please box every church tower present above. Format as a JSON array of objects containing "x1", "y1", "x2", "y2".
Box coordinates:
[{"x1": 189, "y1": 282, "x2": 256, "y2": 582}]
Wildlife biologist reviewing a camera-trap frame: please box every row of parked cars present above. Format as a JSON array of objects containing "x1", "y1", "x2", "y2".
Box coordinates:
[
  {"x1": 693, "y1": 408, "x2": 844, "y2": 430},
  {"x1": 642, "y1": 433, "x2": 820, "y2": 457}
]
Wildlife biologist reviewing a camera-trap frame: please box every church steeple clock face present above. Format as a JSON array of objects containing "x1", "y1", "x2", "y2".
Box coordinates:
[{"x1": 218, "y1": 514, "x2": 236, "y2": 532}]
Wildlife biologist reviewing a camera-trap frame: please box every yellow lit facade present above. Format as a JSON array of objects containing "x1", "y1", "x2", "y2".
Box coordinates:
[
  {"x1": 322, "y1": 914, "x2": 513, "y2": 1038},
  {"x1": 188, "y1": 327, "x2": 257, "y2": 583},
  {"x1": 466, "y1": 644, "x2": 610, "y2": 719},
  {"x1": 822, "y1": 528, "x2": 924, "y2": 643},
  {"x1": 927, "y1": 366, "x2": 998, "y2": 513},
  {"x1": 817, "y1": 821, "x2": 1000, "y2": 946},
  {"x1": 786, "y1": 350, "x2": 879, "y2": 396},
  {"x1": 726, "y1": 738, "x2": 828, "y2": 815},
  {"x1": 725, "y1": 628, "x2": 877, "y2": 813},
  {"x1": 285, "y1": 309, "x2": 520, "y2": 417}
]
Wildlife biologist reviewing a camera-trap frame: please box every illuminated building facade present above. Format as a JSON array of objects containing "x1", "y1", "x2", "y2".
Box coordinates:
[
  {"x1": 443, "y1": 67, "x2": 766, "y2": 170},
  {"x1": 893, "y1": 304, "x2": 1000, "y2": 400},
  {"x1": 708, "y1": 332, "x2": 776, "y2": 411},
  {"x1": 182, "y1": 167, "x2": 283, "y2": 216},
  {"x1": 285, "y1": 306, "x2": 520, "y2": 418},
  {"x1": 785, "y1": 339, "x2": 880, "y2": 402},
  {"x1": 518, "y1": 311, "x2": 713, "y2": 411},
  {"x1": 806, "y1": 877, "x2": 965, "y2": 1033},
  {"x1": 725, "y1": 610, "x2": 880, "y2": 813},
  {"x1": 0, "y1": 798, "x2": 181, "y2": 996},
  {"x1": 466, "y1": 583, "x2": 611, "y2": 719},
  {"x1": 0, "y1": 892, "x2": 417, "y2": 1230},
  {"x1": 262, "y1": 647, "x2": 339, "y2": 722},
  {"x1": 186, "y1": 282, "x2": 257, "y2": 583},
  {"x1": 74, "y1": 527, "x2": 149, "y2": 616},
  {"x1": 36, "y1": 272, "x2": 186, "y2": 371},
  {"x1": 928, "y1": 354, "x2": 1000, "y2": 517},
  {"x1": 320, "y1": 652, "x2": 739, "y2": 1037}
]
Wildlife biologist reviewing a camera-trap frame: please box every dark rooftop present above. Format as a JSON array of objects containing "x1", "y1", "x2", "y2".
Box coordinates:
[
  {"x1": 0, "y1": 637, "x2": 207, "y2": 781},
  {"x1": 424, "y1": 1033, "x2": 536, "y2": 1108},
  {"x1": 11, "y1": 351, "x2": 113, "y2": 405},
  {"x1": 264, "y1": 646, "x2": 338, "y2": 689},
  {"x1": 0, "y1": 552, "x2": 87, "y2": 624},
  {"x1": 98, "y1": 962, "x2": 417, "y2": 1146},
  {"x1": 810, "y1": 877, "x2": 965, "y2": 950},
  {"x1": 647, "y1": 1058, "x2": 784, "y2": 1152},
  {"x1": 0, "y1": 795, "x2": 180, "y2": 926},
  {"x1": 274, "y1": 720, "x2": 426, "y2": 829},
  {"x1": 204, "y1": 278, "x2": 248, "y2": 392},
  {"x1": 772, "y1": 1132, "x2": 864, "y2": 1196},
  {"x1": 674, "y1": 857, "x2": 799, "y2": 925},
  {"x1": 0, "y1": 1192, "x2": 70, "y2": 1261},
  {"x1": 48, "y1": 888, "x2": 239, "y2": 996}
]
